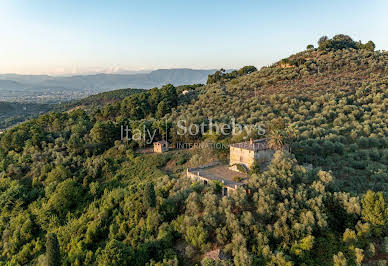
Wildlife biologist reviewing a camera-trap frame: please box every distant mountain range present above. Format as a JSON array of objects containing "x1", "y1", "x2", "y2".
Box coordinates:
[
  {"x1": 0, "y1": 68, "x2": 217, "y2": 102},
  {"x1": 0, "y1": 68, "x2": 216, "y2": 91}
]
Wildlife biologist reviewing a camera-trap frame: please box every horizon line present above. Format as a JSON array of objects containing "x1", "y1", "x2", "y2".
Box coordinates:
[{"x1": 0, "y1": 67, "x2": 234, "y2": 77}]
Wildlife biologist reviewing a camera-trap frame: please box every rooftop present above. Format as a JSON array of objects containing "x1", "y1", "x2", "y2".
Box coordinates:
[
  {"x1": 204, "y1": 248, "x2": 230, "y2": 260},
  {"x1": 154, "y1": 140, "x2": 168, "y2": 145},
  {"x1": 229, "y1": 138, "x2": 269, "y2": 151}
]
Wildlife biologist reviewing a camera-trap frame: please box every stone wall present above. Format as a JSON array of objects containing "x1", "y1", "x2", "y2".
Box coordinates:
[{"x1": 187, "y1": 161, "x2": 221, "y2": 172}]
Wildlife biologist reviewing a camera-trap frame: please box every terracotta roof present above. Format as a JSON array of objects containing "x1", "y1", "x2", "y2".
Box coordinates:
[{"x1": 229, "y1": 138, "x2": 269, "y2": 151}]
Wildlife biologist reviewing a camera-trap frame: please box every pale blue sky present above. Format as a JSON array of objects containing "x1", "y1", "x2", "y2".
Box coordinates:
[{"x1": 1, "y1": 0, "x2": 387, "y2": 75}]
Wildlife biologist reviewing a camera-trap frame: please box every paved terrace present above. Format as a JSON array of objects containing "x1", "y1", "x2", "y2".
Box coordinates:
[{"x1": 187, "y1": 162, "x2": 248, "y2": 195}]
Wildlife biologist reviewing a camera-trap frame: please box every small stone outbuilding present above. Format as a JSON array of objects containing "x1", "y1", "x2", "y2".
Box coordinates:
[{"x1": 153, "y1": 140, "x2": 169, "y2": 153}]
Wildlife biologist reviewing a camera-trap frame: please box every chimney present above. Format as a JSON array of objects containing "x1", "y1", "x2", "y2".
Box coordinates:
[{"x1": 250, "y1": 138, "x2": 253, "y2": 145}]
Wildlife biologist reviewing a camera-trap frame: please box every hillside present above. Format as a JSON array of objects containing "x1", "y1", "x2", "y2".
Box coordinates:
[
  {"x1": 208, "y1": 47, "x2": 388, "y2": 98},
  {"x1": 168, "y1": 46, "x2": 388, "y2": 193},
  {"x1": 57, "y1": 88, "x2": 145, "y2": 112},
  {"x1": 0, "y1": 35, "x2": 387, "y2": 265},
  {"x1": 0, "y1": 102, "x2": 51, "y2": 129},
  {"x1": 0, "y1": 89, "x2": 148, "y2": 129}
]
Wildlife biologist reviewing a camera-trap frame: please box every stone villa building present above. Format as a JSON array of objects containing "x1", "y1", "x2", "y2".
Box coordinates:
[
  {"x1": 229, "y1": 138, "x2": 274, "y2": 170},
  {"x1": 186, "y1": 138, "x2": 280, "y2": 196}
]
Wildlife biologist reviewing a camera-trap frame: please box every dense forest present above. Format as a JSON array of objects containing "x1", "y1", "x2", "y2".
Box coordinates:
[
  {"x1": 0, "y1": 88, "x2": 145, "y2": 130},
  {"x1": 0, "y1": 34, "x2": 387, "y2": 265},
  {"x1": 0, "y1": 102, "x2": 51, "y2": 130},
  {"x1": 0, "y1": 85, "x2": 203, "y2": 130},
  {"x1": 56, "y1": 88, "x2": 146, "y2": 112}
]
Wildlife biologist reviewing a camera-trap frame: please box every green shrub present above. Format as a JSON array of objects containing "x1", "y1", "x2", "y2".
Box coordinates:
[
  {"x1": 233, "y1": 176, "x2": 242, "y2": 182},
  {"x1": 236, "y1": 164, "x2": 247, "y2": 173}
]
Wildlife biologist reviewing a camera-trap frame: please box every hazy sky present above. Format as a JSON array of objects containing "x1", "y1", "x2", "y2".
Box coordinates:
[{"x1": 1, "y1": 0, "x2": 387, "y2": 75}]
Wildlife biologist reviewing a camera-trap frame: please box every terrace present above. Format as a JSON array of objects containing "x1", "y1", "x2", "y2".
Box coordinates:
[{"x1": 187, "y1": 162, "x2": 248, "y2": 196}]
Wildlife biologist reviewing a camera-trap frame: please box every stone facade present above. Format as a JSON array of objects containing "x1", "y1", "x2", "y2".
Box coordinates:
[{"x1": 229, "y1": 138, "x2": 274, "y2": 169}]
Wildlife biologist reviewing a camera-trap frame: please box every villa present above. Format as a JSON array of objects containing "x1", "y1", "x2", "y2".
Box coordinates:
[
  {"x1": 186, "y1": 138, "x2": 278, "y2": 196},
  {"x1": 229, "y1": 138, "x2": 274, "y2": 171}
]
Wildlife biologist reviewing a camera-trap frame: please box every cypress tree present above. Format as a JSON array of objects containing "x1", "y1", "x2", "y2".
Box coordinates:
[
  {"x1": 143, "y1": 182, "x2": 156, "y2": 209},
  {"x1": 46, "y1": 233, "x2": 60, "y2": 266}
]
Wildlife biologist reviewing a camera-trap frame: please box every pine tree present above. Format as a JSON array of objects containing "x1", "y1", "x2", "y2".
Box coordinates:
[
  {"x1": 99, "y1": 240, "x2": 134, "y2": 266},
  {"x1": 156, "y1": 100, "x2": 169, "y2": 118}
]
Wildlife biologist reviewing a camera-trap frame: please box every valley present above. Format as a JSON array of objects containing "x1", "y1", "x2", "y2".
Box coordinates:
[{"x1": 0, "y1": 34, "x2": 387, "y2": 265}]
